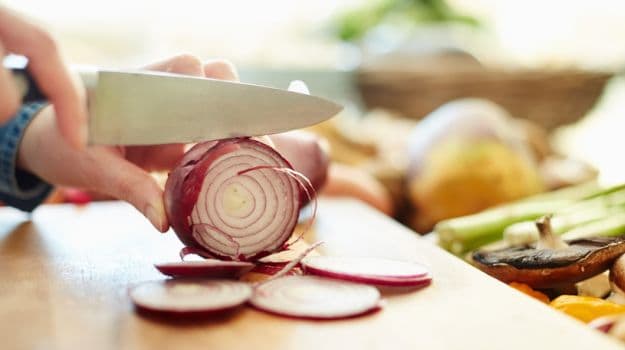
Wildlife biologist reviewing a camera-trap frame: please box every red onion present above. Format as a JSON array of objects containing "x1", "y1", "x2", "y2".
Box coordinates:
[{"x1": 164, "y1": 138, "x2": 302, "y2": 261}]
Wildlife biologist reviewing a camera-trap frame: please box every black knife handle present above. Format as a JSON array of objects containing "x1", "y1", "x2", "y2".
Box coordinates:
[{"x1": 3, "y1": 56, "x2": 46, "y2": 103}]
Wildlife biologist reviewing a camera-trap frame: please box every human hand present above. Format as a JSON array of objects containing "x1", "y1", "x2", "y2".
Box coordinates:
[
  {"x1": 17, "y1": 54, "x2": 239, "y2": 232},
  {"x1": 0, "y1": 6, "x2": 87, "y2": 149}
]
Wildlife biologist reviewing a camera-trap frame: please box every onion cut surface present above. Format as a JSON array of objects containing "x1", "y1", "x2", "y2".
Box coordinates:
[
  {"x1": 164, "y1": 138, "x2": 301, "y2": 261},
  {"x1": 130, "y1": 280, "x2": 252, "y2": 317},
  {"x1": 301, "y1": 256, "x2": 433, "y2": 287},
  {"x1": 154, "y1": 260, "x2": 255, "y2": 279},
  {"x1": 250, "y1": 275, "x2": 381, "y2": 320}
]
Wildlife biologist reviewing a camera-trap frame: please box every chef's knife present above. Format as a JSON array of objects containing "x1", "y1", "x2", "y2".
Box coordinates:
[{"x1": 6, "y1": 57, "x2": 342, "y2": 145}]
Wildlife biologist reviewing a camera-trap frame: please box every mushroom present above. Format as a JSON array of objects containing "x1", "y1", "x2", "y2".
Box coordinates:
[
  {"x1": 608, "y1": 254, "x2": 625, "y2": 304},
  {"x1": 472, "y1": 215, "x2": 625, "y2": 288},
  {"x1": 576, "y1": 272, "x2": 611, "y2": 298}
]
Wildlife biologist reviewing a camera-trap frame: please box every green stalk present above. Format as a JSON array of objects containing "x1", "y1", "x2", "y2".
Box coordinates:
[
  {"x1": 436, "y1": 182, "x2": 625, "y2": 255},
  {"x1": 436, "y1": 200, "x2": 573, "y2": 255},
  {"x1": 559, "y1": 187, "x2": 625, "y2": 214},
  {"x1": 562, "y1": 214, "x2": 625, "y2": 240},
  {"x1": 520, "y1": 180, "x2": 605, "y2": 203},
  {"x1": 502, "y1": 188, "x2": 625, "y2": 245},
  {"x1": 503, "y1": 206, "x2": 625, "y2": 246}
]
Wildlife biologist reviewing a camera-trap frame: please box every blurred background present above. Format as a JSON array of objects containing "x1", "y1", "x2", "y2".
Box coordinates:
[{"x1": 8, "y1": 0, "x2": 625, "y2": 232}]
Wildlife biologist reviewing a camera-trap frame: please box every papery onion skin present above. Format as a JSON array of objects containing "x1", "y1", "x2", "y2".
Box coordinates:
[{"x1": 164, "y1": 138, "x2": 301, "y2": 261}]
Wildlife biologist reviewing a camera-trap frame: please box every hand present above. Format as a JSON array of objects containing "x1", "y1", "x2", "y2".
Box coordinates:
[
  {"x1": 17, "y1": 54, "x2": 239, "y2": 232},
  {"x1": 0, "y1": 6, "x2": 87, "y2": 149}
]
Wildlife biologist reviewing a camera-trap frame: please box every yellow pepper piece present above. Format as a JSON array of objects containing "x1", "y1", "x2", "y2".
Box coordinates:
[
  {"x1": 550, "y1": 295, "x2": 625, "y2": 323},
  {"x1": 509, "y1": 282, "x2": 550, "y2": 304}
]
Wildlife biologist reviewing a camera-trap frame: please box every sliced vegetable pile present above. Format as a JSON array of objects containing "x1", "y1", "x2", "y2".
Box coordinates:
[
  {"x1": 436, "y1": 181, "x2": 625, "y2": 255},
  {"x1": 432, "y1": 181, "x2": 625, "y2": 343},
  {"x1": 131, "y1": 137, "x2": 432, "y2": 320}
]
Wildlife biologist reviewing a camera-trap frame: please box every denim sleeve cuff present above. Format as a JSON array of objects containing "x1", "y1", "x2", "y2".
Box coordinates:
[{"x1": 0, "y1": 102, "x2": 53, "y2": 212}]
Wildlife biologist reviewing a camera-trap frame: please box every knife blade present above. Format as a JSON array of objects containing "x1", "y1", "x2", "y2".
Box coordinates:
[{"x1": 7, "y1": 58, "x2": 342, "y2": 145}]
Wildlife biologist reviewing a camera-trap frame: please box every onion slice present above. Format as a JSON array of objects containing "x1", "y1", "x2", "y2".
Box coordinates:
[
  {"x1": 130, "y1": 279, "x2": 252, "y2": 317},
  {"x1": 301, "y1": 256, "x2": 432, "y2": 287},
  {"x1": 250, "y1": 275, "x2": 381, "y2": 320},
  {"x1": 154, "y1": 260, "x2": 255, "y2": 279}
]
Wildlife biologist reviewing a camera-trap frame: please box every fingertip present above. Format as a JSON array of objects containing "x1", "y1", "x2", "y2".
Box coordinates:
[
  {"x1": 144, "y1": 53, "x2": 204, "y2": 77},
  {"x1": 145, "y1": 202, "x2": 168, "y2": 233},
  {"x1": 93, "y1": 156, "x2": 166, "y2": 231},
  {"x1": 203, "y1": 59, "x2": 239, "y2": 81}
]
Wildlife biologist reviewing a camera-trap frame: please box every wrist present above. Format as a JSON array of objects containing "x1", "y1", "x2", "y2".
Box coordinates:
[
  {"x1": 0, "y1": 102, "x2": 54, "y2": 211},
  {"x1": 16, "y1": 104, "x2": 51, "y2": 175}
]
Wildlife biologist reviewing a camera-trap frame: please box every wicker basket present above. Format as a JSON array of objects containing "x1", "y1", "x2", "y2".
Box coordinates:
[{"x1": 357, "y1": 66, "x2": 613, "y2": 130}]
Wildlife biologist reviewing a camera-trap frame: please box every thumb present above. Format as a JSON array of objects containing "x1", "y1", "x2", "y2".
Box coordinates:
[{"x1": 93, "y1": 154, "x2": 168, "y2": 232}]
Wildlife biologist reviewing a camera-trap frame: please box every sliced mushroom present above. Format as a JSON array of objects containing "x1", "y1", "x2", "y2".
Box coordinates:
[
  {"x1": 576, "y1": 272, "x2": 611, "y2": 298},
  {"x1": 472, "y1": 215, "x2": 625, "y2": 288}
]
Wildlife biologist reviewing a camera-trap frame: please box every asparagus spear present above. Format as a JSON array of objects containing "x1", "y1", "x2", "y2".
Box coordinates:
[
  {"x1": 520, "y1": 180, "x2": 604, "y2": 203},
  {"x1": 437, "y1": 200, "x2": 573, "y2": 254},
  {"x1": 503, "y1": 189, "x2": 625, "y2": 245},
  {"x1": 504, "y1": 206, "x2": 625, "y2": 246},
  {"x1": 562, "y1": 214, "x2": 625, "y2": 240},
  {"x1": 435, "y1": 182, "x2": 625, "y2": 255}
]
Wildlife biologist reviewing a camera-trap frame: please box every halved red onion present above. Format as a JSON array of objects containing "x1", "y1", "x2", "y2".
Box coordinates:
[
  {"x1": 164, "y1": 138, "x2": 301, "y2": 261},
  {"x1": 250, "y1": 275, "x2": 381, "y2": 320},
  {"x1": 154, "y1": 260, "x2": 255, "y2": 279},
  {"x1": 301, "y1": 256, "x2": 432, "y2": 287},
  {"x1": 130, "y1": 279, "x2": 252, "y2": 317}
]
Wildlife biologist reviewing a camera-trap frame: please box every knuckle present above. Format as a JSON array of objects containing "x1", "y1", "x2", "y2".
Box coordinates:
[
  {"x1": 204, "y1": 59, "x2": 238, "y2": 80},
  {"x1": 168, "y1": 53, "x2": 203, "y2": 75},
  {"x1": 212, "y1": 59, "x2": 236, "y2": 71}
]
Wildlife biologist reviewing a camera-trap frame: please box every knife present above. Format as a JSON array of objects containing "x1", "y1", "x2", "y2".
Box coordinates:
[{"x1": 5, "y1": 56, "x2": 342, "y2": 145}]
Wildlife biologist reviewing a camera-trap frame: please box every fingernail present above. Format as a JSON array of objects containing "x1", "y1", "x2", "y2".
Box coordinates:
[{"x1": 145, "y1": 204, "x2": 164, "y2": 232}]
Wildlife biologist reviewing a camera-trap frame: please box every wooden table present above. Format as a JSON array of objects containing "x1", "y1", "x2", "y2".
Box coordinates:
[{"x1": 0, "y1": 199, "x2": 621, "y2": 350}]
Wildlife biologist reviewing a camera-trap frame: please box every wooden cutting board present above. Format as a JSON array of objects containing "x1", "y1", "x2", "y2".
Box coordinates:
[{"x1": 0, "y1": 199, "x2": 621, "y2": 350}]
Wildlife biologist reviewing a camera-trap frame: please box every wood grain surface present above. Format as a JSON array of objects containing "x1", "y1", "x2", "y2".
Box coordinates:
[{"x1": 0, "y1": 199, "x2": 621, "y2": 350}]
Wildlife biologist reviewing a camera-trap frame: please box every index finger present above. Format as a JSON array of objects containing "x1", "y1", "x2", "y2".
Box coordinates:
[{"x1": 0, "y1": 7, "x2": 87, "y2": 149}]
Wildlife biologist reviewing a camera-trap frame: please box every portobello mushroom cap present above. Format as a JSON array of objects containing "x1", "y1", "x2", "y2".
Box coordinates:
[{"x1": 472, "y1": 237, "x2": 625, "y2": 288}]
